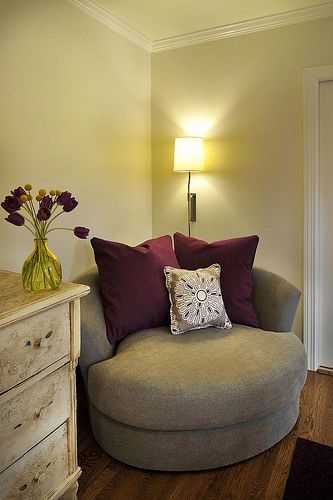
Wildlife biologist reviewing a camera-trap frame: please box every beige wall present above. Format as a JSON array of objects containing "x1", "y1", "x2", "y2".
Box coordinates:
[
  {"x1": 0, "y1": 0, "x2": 151, "y2": 280},
  {"x1": 151, "y1": 17, "x2": 333, "y2": 338},
  {"x1": 2, "y1": 1, "x2": 333, "y2": 338}
]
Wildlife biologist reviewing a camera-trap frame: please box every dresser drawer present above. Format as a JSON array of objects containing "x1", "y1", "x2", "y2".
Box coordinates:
[
  {"x1": 0, "y1": 364, "x2": 71, "y2": 473},
  {"x1": 0, "y1": 303, "x2": 70, "y2": 393},
  {"x1": 1, "y1": 423, "x2": 69, "y2": 500}
]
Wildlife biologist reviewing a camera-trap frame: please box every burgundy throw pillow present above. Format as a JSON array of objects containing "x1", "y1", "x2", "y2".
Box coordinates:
[
  {"x1": 91, "y1": 235, "x2": 179, "y2": 342},
  {"x1": 174, "y1": 233, "x2": 259, "y2": 327}
]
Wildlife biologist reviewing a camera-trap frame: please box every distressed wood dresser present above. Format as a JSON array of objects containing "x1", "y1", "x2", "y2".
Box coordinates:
[{"x1": 0, "y1": 270, "x2": 89, "y2": 500}]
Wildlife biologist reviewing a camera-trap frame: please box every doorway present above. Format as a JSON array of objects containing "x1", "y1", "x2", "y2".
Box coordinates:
[{"x1": 304, "y1": 65, "x2": 333, "y2": 372}]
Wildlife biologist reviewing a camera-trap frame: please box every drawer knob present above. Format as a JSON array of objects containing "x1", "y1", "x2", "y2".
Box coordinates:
[
  {"x1": 35, "y1": 406, "x2": 48, "y2": 419},
  {"x1": 34, "y1": 471, "x2": 46, "y2": 485},
  {"x1": 37, "y1": 338, "x2": 49, "y2": 348}
]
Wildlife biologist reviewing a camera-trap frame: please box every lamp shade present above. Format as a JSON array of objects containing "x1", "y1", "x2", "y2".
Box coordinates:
[{"x1": 174, "y1": 137, "x2": 204, "y2": 172}]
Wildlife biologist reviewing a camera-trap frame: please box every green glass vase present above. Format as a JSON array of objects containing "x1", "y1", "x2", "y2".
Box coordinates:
[{"x1": 22, "y1": 239, "x2": 62, "y2": 291}]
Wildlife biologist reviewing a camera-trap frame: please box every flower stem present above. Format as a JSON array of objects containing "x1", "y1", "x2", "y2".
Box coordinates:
[
  {"x1": 47, "y1": 227, "x2": 73, "y2": 233},
  {"x1": 45, "y1": 208, "x2": 63, "y2": 232}
]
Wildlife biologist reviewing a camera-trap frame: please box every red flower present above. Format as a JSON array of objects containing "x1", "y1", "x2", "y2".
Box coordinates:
[
  {"x1": 40, "y1": 195, "x2": 53, "y2": 210},
  {"x1": 74, "y1": 226, "x2": 89, "y2": 239},
  {"x1": 1, "y1": 195, "x2": 22, "y2": 213},
  {"x1": 37, "y1": 207, "x2": 51, "y2": 221},
  {"x1": 2, "y1": 186, "x2": 90, "y2": 245},
  {"x1": 63, "y1": 197, "x2": 78, "y2": 212},
  {"x1": 57, "y1": 191, "x2": 72, "y2": 205},
  {"x1": 5, "y1": 212, "x2": 25, "y2": 226},
  {"x1": 11, "y1": 186, "x2": 27, "y2": 199}
]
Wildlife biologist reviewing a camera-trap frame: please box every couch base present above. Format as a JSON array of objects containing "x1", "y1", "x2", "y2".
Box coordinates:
[{"x1": 89, "y1": 397, "x2": 299, "y2": 471}]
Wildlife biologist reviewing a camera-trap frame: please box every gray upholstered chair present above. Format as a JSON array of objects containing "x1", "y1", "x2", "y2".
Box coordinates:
[{"x1": 76, "y1": 267, "x2": 307, "y2": 471}]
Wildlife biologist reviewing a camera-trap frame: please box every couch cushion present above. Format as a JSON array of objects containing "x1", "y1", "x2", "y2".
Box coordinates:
[
  {"x1": 88, "y1": 326, "x2": 307, "y2": 431},
  {"x1": 174, "y1": 232, "x2": 259, "y2": 327},
  {"x1": 91, "y1": 235, "x2": 179, "y2": 342},
  {"x1": 164, "y1": 264, "x2": 232, "y2": 334}
]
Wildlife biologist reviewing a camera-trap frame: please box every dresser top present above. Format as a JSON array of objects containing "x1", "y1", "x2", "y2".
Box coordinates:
[{"x1": 0, "y1": 270, "x2": 89, "y2": 327}]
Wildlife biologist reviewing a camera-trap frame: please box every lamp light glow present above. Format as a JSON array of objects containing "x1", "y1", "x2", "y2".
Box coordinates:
[
  {"x1": 173, "y1": 137, "x2": 204, "y2": 237},
  {"x1": 174, "y1": 137, "x2": 204, "y2": 172}
]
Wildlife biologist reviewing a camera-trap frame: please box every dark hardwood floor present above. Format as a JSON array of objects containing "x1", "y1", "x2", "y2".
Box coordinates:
[{"x1": 77, "y1": 371, "x2": 333, "y2": 500}]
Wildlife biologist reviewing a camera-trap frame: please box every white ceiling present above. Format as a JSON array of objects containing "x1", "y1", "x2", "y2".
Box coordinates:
[{"x1": 94, "y1": 0, "x2": 331, "y2": 40}]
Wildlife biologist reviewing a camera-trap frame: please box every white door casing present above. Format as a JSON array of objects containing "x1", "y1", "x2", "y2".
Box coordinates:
[
  {"x1": 303, "y1": 64, "x2": 333, "y2": 371},
  {"x1": 318, "y1": 80, "x2": 333, "y2": 369}
]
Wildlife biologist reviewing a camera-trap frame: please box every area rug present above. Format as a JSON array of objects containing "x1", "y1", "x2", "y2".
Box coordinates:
[{"x1": 283, "y1": 437, "x2": 333, "y2": 499}]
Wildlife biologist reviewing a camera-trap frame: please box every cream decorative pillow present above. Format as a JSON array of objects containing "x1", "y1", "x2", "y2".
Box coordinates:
[{"x1": 164, "y1": 264, "x2": 232, "y2": 335}]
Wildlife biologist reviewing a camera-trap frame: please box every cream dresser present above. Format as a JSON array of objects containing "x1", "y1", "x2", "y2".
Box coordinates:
[{"x1": 0, "y1": 270, "x2": 89, "y2": 500}]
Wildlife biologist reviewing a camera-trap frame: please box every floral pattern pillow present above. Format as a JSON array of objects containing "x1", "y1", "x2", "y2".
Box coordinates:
[{"x1": 164, "y1": 264, "x2": 232, "y2": 335}]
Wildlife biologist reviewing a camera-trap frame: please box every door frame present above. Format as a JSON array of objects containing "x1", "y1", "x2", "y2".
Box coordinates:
[{"x1": 304, "y1": 64, "x2": 333, "y2": 371}]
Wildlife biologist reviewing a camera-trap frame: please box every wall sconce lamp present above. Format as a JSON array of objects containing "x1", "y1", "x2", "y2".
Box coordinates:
[{"x1": 174, "y1": 137, "x2": 204, "y2": 236}]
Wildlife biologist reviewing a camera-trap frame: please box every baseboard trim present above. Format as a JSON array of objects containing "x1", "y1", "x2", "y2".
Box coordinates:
[{"x1": 318, "y1": 366, "x2": 333, "y2": 376}]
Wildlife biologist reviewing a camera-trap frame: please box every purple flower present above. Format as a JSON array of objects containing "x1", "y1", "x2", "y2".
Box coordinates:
[
  {"x1": 40, "y1": 195, "x2": 53, "y2": 210},
  {"x1": 11, "y1": 186, "x2": 26, "y2": 199},
  {"x1": 2, "y1": 185, "x2": 89, "y2": 245},
  {"x1": 57, "y1": 191, "x2": 72, "y2": 205},
  {"x1": 74, "y1": 226, "x2": 89, "y2": 239},
  {"x1": 1, "y1": 195, "x2": 22, "y2": 213},
  {"x1": 37, "y1": 207, "x2": 51, "y2": 221},
  {"x1": 5, "y1": 212, "x2": 25, "y2": 226},
  {"x1": 63, "y1": 197, "x2": 78, "y2": 212}
]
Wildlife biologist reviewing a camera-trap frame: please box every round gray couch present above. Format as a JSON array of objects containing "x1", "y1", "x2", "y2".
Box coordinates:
[{"x1": 77, "y1": 267, "x2": 307, "y2": 471}]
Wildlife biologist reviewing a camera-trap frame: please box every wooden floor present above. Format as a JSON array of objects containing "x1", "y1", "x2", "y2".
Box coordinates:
[{"x1": 77, "y1": 371, "x2": 333, "y2": 500}]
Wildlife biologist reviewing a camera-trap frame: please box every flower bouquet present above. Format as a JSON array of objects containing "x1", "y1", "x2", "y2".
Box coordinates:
[{"x1": 1, "y1": 184, "x2": 89, "y2": 291}]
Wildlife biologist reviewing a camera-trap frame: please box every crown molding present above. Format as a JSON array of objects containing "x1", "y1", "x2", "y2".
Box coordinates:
[
  {"x1": 67, "y1": 1, "x2": 333, "y2": 54},
  {"x1": 67, "y1": 0, "x2": 152, "y2": 52},
  {"x1": 152, "y1": 2, "x2": 333, "y2": 52}
]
